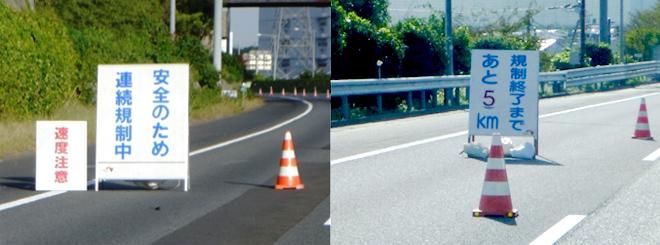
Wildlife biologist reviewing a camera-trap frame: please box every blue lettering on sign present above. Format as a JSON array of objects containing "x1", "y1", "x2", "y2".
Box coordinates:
[
  {"x1": 477, "y1": 113, "x2": 499, "y2": 129},
  {"x1": 114, "y1": 71, "x2": 133, "y2": 160},
  {"x1": 482, "y1": 70, "x2": 497, "y2": 85},
  {"x1": 510, "y1": 120, "x2": 525, "y2": 131},
  {"x1": 152, "y1": 69, "x2": 171, "y2": 157},
  {"x1": 482, "y1": 54, "x2": 499, "y2": 68}
]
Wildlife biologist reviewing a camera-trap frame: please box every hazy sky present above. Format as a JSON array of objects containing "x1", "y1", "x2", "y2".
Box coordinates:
[
  {"x1": 229, "y1": 7, "x2": 259, "y2": 49},
  {"x1": 389, "y1": 0, "x2": 658, "y2": 28}
]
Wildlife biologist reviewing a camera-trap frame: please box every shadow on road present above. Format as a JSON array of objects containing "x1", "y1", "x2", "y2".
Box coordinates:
[
  {"x1": 224, "y1": 180, "x2": 274, "y2": 189},
  {"x1": 0, "y1": 177, "x2": 35, "y2": 190},
  {"x1": 485, "y1": 216, "x2": 517, "y2": 226}
]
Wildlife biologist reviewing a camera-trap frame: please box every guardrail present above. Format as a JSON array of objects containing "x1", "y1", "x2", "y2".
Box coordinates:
[{"x1": 331, "y1": 61, "x2": 660, "y2": 123}]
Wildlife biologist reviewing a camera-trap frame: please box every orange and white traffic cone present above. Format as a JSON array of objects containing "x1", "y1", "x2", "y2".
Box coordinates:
[
  {"x1": 302, "y1": 88, "x2": 307, "y2": 97},
  {"x1": 258, "y1": 88, "x2": 263, "y2": 96},
  {"x1": 294, "y1": 87, "x2": 298, "y2": 96},
  {"x1": 270, "y1": 86, "x2": 274, "y2": 96},
  {"x1": 282, "y1": 88, "x2": 286, "y2": 96},
  {"x1": 275, "y1": 131, "x2": 305, "y2": 190},
  {"x1": 314, "y1": 87, "x2": 318, "y2": 98},
  {"x1": 473, "y1": 133, "x2": 517, "y2": 218},
  {"x1": 633, "y1": 98, "x2": 653, "y2": 140}
]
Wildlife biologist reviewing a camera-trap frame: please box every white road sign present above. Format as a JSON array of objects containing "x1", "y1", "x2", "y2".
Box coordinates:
[
  {"x1": 96, "y1": 64, "x2": 189, "y2": 191},
  {"x1": 36, "y1": 121, "x2": 87, "y2": 191},
  {"x1": 469, "y1": 49, "x2": 539, "y2": 137}
]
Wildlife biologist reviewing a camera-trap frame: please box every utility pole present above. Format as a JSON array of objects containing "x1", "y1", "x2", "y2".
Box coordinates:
[
  {"x1": 170, "y1": 0, "x2": 175, "y2": 40},
  {"x1": 620, "y1": 0, "x2": 625, "y2": 64},
  {"x1": 445, "y1": 0, "x2": 454, "y2": 75},
  {"x1": 213, "y1": 0, "x2": 223, "y2": 75},
  {"x1": 600, "y1": 0, "x2": 608, "y2": 44},
  {"x1": 580, "y1": 0, "x2": 586, "y2": 64}
]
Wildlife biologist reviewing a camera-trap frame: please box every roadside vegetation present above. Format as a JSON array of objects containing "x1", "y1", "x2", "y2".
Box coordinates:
[
  {"x1": 332, "y1": 0, "x2": 660, "y2": 120},
  {"x1": 0, "y1": 0, "x2": 261, "y2": 158}
]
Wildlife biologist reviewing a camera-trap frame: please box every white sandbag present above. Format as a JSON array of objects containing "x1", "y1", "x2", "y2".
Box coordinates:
[
  {"x1": 460, "y1": 142, "x2": 489, "y2": 159},
  {"x1": 500, "y1": 137, "x2": 514, "y2": 156},
  {"x1": 510, "y1": 142, "x2": 536, "y2": 159}
]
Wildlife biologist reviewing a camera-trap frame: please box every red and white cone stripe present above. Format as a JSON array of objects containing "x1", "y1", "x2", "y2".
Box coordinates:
[
  {"x1": 474, "y1": 133, "x2": 517, "y2": 217},
  {"x1": 275, "y1": 131, "x2": 305, "y2": 190},
  {"x1": 633, "y1": 98, "x2": 653, "y2": 140},
  {"x1": 269, "y1": 86, "x2": 274, "y2": 96},
  {"x1": 302, "y1": 88, "x2": 307, "y2": 97}
]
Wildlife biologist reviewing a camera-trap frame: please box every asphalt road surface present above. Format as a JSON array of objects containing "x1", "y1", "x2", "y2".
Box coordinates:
[
  {"x1": 0, "y1": 96, "x2": 329, "y2": 244},
  {"x1": 331, "y1": 83, "x2": 660, "y2": 244}
]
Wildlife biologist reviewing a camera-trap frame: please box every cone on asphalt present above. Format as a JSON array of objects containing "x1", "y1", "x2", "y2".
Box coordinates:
[
  {"x1": 294, "y1": 87, "x2": 298, "y2": 96},
  {"x1": 259, "y1": 88, "x2": 263, "y2": 96},
  {"x1": 473, "y1": 133, "x2": 517, "y2": 218},
  {"x1": 302, "y1": 88, "x2": 307, "y2": 97},
  {"x1": 314, "y1": 87, "x2": 318, "y2": 98},
  {"x1": 270, "y1": 86, "x2": 274, "y2": 95},
  {"x1": 633, "y1": 98, "x2": 653, "y2": 140},
  {"x1": 275, "y1": 131, "x2": 305, "y2": 190},
  {"x1": 326, "y1": 89, "x2": 330, "y2": 99},
  {"x1": 282, "y1": 88, "x2": 286, "y2": 96}
]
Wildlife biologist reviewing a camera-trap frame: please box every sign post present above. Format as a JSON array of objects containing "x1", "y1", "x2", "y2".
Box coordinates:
[
  {"x1": 468, "y1": 49, "x2": 540, "y2": 155},
  {"x1": 96, "y1": 64, "x2": 189, "y2": 191},
  {"x1": 36, "y1": 121, "x2": 87, "y2": 191}
]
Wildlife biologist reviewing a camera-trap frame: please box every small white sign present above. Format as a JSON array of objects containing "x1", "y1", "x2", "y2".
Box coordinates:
[
  {"x1": 469, "y1": 49, "x2": 540, "y2": 137},
  {"x1": 36, "y1": 121, "x2": 87, "y2": 191},
  {"x1": 96, "y1": 64, "x2": 189, "y2": 191}
]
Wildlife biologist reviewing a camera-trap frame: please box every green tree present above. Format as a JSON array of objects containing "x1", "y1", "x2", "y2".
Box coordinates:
[
  {"x1": 394, "y1": 14, "x2": 447, "y2": 77},
  {"x1": 337, "y1": 0, "x2": 390, "y2": 27},
  {"x1": 625, "y1": 1, "x2": 660, "y2": 61},
  {"x1": 332, "y1": 1, "x2": 405, "y2": 80}
]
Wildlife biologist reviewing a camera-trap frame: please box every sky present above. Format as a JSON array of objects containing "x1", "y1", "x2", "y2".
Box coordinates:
[
  {"x1": 388, "y1": 0, "x2": 658, "y2": 29},
  {"x1": 229, "y1": 7, "x2": 260, "y2": 49}
]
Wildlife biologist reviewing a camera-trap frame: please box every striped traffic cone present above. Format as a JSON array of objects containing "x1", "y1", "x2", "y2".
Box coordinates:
[
  {"x1": 633, "y1": 98, "x2": 653, "y2": 140},
  {"x1": 275, "y1": 131, "x2": 305, "y2": 190},
  {"x1": 282, "y1": 88, "x2": 286, "y2": 96},
  {"x1": 473, "y1": 133, "x2": 517, "y2": 218},
  {"x1": 302, "y1": 88, "x2": 307, "y2": 97},
  {"x1": 258, "y1": 88, "x2": 263, "y2": 96},
  {"x1": 326, "y1": 89, "x2": 330, "y2": 99},
  {"x1": 269, "y1": 86, "x2": 274, "y2": 96},
  {"x1": 294, "y1": 87, "x2": 298, "y2": 96},
  {"x1": 314, "y1": 87, "x2": 318, "y2": 98}
]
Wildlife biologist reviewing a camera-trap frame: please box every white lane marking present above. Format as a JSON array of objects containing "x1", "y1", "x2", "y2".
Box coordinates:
[
  {"x1": 539, "y1": 92, "x2": 660, "y2": 119},
  {"x1": 190, "y1": 97, "x2": 313, "y2": 156},
  {"x1": 529, "y1": 215, "x2": 586, "y2": 245},
  {"x1": 643, "y1": 147, "x2": 660, "y2": 161},
  {"x1": 324, "y1": 218, "x2": 331, "y2": 226},
  {"x1": 0, "y1": 98, "x2": 313, "y2": 212},
  {"x1": 0, "y1": 191, "x2": 67, "y2": 212},
  {"x1": 330, "y1": 131, "x2": 468, "y2": 165},
  {"x1": 332, "y1": 92, "x2": 660, "y2": 165}
]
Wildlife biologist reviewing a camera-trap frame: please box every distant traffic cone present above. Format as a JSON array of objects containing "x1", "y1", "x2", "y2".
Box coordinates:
[
  {"x1": 282, "y1": 88, "x2": 286, "y2": 96},
  {"x1": 314, "y1": 87, "x2": 318, "y2": 98},
  {"x1": 258, "y1": 88, "x2": 263, "y2": 96},
  {"x1": 473, "y1": 133, "x2": 517, "y2": 218},
  {"x1": 302, "y1": 88, "x2": 307, "y2": 97},
  {"x1": 326, "y1": 89, "x2": 330, "y2": 99},
  {"x1": 633, "y1": 98, "x2": 653, "y2": 140},
  {"x1": 270, "y1": 86, "x2": 274, "y2": 96},
  {"x1": 294, "y1": 87, "x2": 298, "y2": 96},
  {"x1": 275, "y1": 131, "x2": 305, "y2": 190}
]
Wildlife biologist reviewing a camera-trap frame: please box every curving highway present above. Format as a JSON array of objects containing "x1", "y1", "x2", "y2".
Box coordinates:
[{"x1": 0, "y1": 96, "x2": 329, "y2": 244}]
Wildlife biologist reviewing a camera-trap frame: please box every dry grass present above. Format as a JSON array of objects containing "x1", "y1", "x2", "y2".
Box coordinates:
[
  {"x1": 0, "y1": 97, "x2": 265, "y2": 159},
  {"x1": 0, "y1": 101, "x2": 96, "y2": 159},
  {"x1": 189, "y1": 97, "x2": 265, "y2": 122}
]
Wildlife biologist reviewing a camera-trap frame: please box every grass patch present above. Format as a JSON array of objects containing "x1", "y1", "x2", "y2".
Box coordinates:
[
  {"x1": 0, "y1": 100, "x2": 96, "y2": 159},
  {"x1": 0, "y1": 94, "x2": 264, "y2": 159}
]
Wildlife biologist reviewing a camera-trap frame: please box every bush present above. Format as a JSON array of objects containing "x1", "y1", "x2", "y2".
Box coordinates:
[
  {"x1": 585, "y1": 43, "x2": 612, "y2": 66},
  {"x1": 0, "y1": 2, "x2": 79, "y2": 119}
]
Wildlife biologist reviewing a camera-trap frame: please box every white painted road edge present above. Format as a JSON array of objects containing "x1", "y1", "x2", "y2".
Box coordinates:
[
  {"x1": 324, "y1": 218, "x2": 331, "y2": 226},
  {"x1": 643, "y1": 147, "x2": 660, "y2": 161},
  {"x1": 331, "y1": 92, "x2": 660, "y2": 165},
  {"x1": 0, "y1": 97, "x2": 313, "y2": 212},
  {"x1": 529, "y1": 215, "x2": 587, "y2": 245}
]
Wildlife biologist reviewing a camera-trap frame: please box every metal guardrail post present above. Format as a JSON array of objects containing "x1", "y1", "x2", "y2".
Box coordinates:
[
  {"x1": 407, "y1": 91, "x2": 413, "y2": 112},
  {"x1": 453, "y1": 88, "x2": 460, "y2": 105},
  {"x1": 444, "y1": 88, "x2": 451, "y2": 106},
  {"x1": 431, "y1": 90, "x2": 438, "y2": 108},
  {"x1": 376, "y1": 94, "x2": 383, "y2": 114},
  {"x1": 420, "y1": 91, "x2": 427, "y2": 110},
  {"x1": 341, "y1": 96, "x2": 349, "y2": 120}
]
